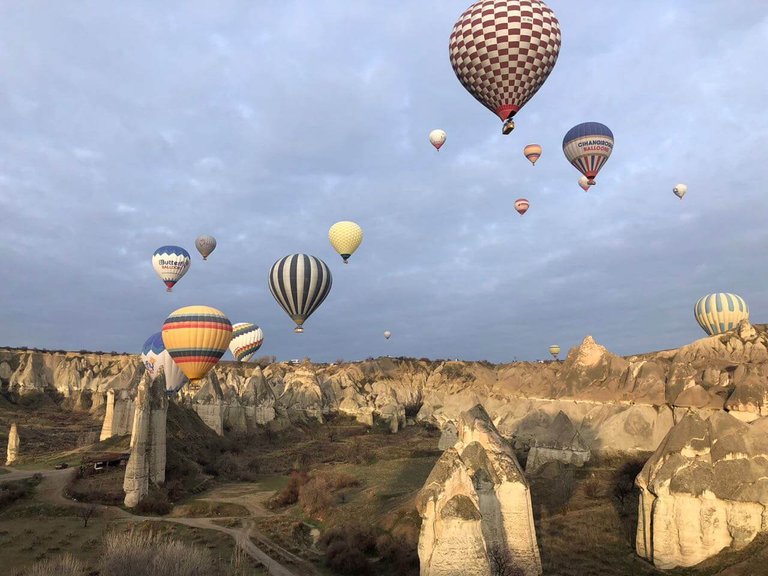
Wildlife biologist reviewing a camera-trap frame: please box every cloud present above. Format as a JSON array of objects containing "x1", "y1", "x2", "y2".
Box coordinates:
[{"x1": 0, "y1": 1, "x2": 766, "y2": 362}]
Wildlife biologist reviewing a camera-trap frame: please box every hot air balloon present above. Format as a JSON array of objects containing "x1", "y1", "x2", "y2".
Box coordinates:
[
  {"x1": 562, "y1": 122, "x2": 614, "y2": 185},
  {"x1": 384, "y1": 331, "x2": 392, "y2": 340},
  {"x1": 141, "y1": 332, "x2": 188, "y2": 394},
  {"x1": 524, "y1": 144, "x2": 542, "y2": 165},
  {"x1": 548, "y1": 344, "x2": 561, "y2": 360},
  {"x1": 673, "y1": 184, "x2": 687, "y2": 199},
  {"x1": 328, "y1": 221, "x2": 363, "y2": 264},
  {"x1": 449, "y1": 0, "x2": 561, "y2": 134},
  {"x1": 195, "y1": 235, "x2": 217, "y2": 260},
  {"x1": 269, "y1": 254, "x2": 332, "y2": 333},
  {"x1": 694, "y1": 293, "x2": 749, "y2": 336},
  {"x1": 152, "y1": 246, "x2": 191, "y2": 292},
  {"x1": 578, "y1": 176, "x2": 591, "y2": 192},
  {"x1": 514, "y1": 198, "x2": 530, "y2": 216},
  {"x1": 161, "y1": 306, "x2": 232, "y2": 384},
  {"x1": 229, "y1": 322, "x2": 264, "y2": 362},
  {"x1": 429, "y1": 129, "x2": 447, "y2": 151}
]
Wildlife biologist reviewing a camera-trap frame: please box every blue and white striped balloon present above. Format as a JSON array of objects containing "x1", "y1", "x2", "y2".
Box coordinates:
[
  {"x1": 141, "y1": 332, "x2": 188, "y2": 394},
  {"x1": 694, "y1": 293, "x2": 749, "y2": 336}
]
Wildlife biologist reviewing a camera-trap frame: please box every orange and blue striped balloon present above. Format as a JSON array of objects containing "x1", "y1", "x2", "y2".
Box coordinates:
[{"x1": 161, "y1": 305, "x2": 232, "y2": 382}]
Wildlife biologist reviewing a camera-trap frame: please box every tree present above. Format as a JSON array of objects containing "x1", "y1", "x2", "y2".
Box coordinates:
[
  {"x1": 488, "y1": 545, "x2": 524, "y2": 576},
  {"x1": 79, "y1": 503, "x2": 98, "y2": 528}
]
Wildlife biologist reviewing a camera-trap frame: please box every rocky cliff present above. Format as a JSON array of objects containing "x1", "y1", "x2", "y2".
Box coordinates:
[
  {"x1": 636, "y1": 410, "x2": 768, "y2": 568},
  {"x1": 2, "y1": 321, "x2": 768, "y2": 456},
  {"x1": 417, "y1": 404, "x2": 541, "y2": 576}
]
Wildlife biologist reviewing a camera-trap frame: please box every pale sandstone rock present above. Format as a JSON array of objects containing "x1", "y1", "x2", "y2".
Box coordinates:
[
  {"x1": 99, "y1": 389, "x2": 136, "y2": 440},
  {"x1": 123, "y1": 372, "x2": 168, "y2": 507},
  {"x1": 524, "y1": 411, "x2": 590, "y2": 474},
  {"x1": 5, "y1": 422, "x2": 19, "y2": 465},
  {"x1": 417, "y1": 405, "x2": 541, "y2": 576},
  {"x1": 636, "y1": 411, "x2": 768, "y2": 569}
]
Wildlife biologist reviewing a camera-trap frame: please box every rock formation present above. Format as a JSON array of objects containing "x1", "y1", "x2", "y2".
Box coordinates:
[
  {"x1": 417, "y1": 405, "x2": 541, "y2": 576},
  {"x1": 5, "y1": 422, "x2": 19, "y2": 465},
  {"x1": 123, "y1": 372, "x2": 168, "y2": 508},
  {"x1": 99, "y1": 389, "x2": 136, "y2": 440},
  {"x1": 524, "y1": 411, "x2": 589, "y2": 474},
  {"x1": 636, "y1": 410, "x2": 768, "y2": 569},
  {"x1": 4, "y1": 321, "x2": 768, "y2": 458}
]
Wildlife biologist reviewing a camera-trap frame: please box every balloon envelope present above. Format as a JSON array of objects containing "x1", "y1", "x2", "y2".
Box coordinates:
[
  {"x1": 514, "y1": 198, "x2": 530, "y2": 215},
  {"x1": 141, "y1": 332, "x2": 188, "y2": 394},
  {"x1": 162, "y1": 306, "x2": 232, "y2": 382},
  {"x1": 429, "y1": 129, "x2": 447, "y2": 151},
  {"x1": 524, "y1": 144, "x2": 542, "y2": 165},
  {"x1": 449, "y1": 0, "x2": 561, "y2": 130},
  {"x1": 195, "y1": 235, "x2": 217, "y2": 260},
  {"x1": 384, "y1": 331, "x2": 392, "y2": 340},
  {"x1": 673, "y1": 184, "x2": 687, "y2": 199},
  {"x1": 328, "y1": 222, "x2": 363, "y2": 264},
  {"x1": 152, "y1": 246, "x2": 191, "y2": 292},
  {"x1": 269, "y1": 254, "x2": 333, "y2": 332},
  {"x1": 229, "y1": 322, "x2": 264, "y2": 362},
  {"x1": 548, "y1": 344, "x2": 561, "y2": 358},
  {"x1": 562, "y1": 122, "x2": 614, "y2": 185},
  {"x1": 694, "y1": 293, "x2": 749, "y2": 336}
]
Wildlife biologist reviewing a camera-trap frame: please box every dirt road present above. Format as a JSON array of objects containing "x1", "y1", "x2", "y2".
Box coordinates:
[{"x1": 1, "y1": 466, "x2": 304, "y2": 576}]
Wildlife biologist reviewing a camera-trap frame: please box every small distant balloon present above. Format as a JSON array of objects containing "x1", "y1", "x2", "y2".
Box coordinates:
[
  {"x1": 195, "y1": 235, "x2": 217, "y2": 260},
  {"x1": 152, "y1": 246, "x2": 191, "y2": 292},
  {"x1": 694, "y1": 293, "x2": 749, "y2": 336},
  {"x1": 673, "y1": 184, "x2": 687, "y2": 199},
  {"x1": 429, "y1": 129, "x2": 447, "y2": 151},
  {"x1": 524, "y1": 144, "x2": 542, "y2": 165},
  {"x1": 514, "y1": 198, "x2": 530, "y2": 216},
  {"x1": 578, "y1": 176, "x2": 591, "y2": 192},
  {"x1": 328, "y1": 221, "x2": 363, "y2": 264},
  {"x1": 563, "y1": 122, "x2": 614, "y2": 185},
  {"x1": 229, "y1": 322, "x2": 264, "y2": 362},
  {"x1": 548, "y1": 344, "x2": 561, "y2": 360},
  {"x1": 384, "y1": 330, "x2": 392, "y2": 340},
  {"x1": 141, "y1": 332, "x2": 188, "y2": 394}
]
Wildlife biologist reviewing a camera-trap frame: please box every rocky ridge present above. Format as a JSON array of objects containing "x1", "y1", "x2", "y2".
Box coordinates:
[{"x1": 3, "y1": 321, "x2": 768, "y2": 455}]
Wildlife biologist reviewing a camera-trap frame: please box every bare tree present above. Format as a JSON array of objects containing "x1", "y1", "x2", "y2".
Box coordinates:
[
  {"x1": 488, "y1": 545, "x2": 524, "y2": 576},
  {"x1": 78, "y1": 503, "x2": 98, "y2": 528}
]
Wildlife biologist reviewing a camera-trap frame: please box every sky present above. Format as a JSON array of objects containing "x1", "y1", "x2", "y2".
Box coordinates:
[{"x1": 1, "y1": 1, "x2": 767, "y2": 363}]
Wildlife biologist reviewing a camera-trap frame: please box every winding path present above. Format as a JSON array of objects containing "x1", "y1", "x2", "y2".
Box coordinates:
[{"x1": 0, "y1": 467, "x2": 304, "y2": 576}]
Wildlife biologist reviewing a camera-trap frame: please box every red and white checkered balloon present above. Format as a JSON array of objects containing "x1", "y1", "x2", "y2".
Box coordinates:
[{"x1": 449, "y1": 0, "x2": 561, "y2": 125}]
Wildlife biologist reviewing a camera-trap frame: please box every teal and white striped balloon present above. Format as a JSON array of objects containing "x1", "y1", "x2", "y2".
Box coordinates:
[{"x1": 694, "y1": 293, "x2": 749, "y2": 336}]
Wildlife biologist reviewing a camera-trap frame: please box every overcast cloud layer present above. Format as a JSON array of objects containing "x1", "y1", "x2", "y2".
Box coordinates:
[{"x1": 1, "y1": 1, "x2": 767, "y2": 362}]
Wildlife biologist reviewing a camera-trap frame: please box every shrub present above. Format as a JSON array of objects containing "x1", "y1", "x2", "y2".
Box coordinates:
[
  {"x1": 583, "y1": 477, "x2": 603, "y2": 499},
  {"x1": 100, "y1": 531, "x2": 214, "y2": 576},
  {"x1": 298, "y1": 475, "x2": 334, "y2": 517},
  {"x1": 135, "y1": 488, "x2": 172, "y2": 516},
  {"x1": 22, "y1": 553, "x2": 85, "y2": 576},
  {"x1": 271, "y1": 470, "x2": 308, "y2": 508},
  {"x1": 324, "y1": 540, "x2": 371, "y2": 576}
]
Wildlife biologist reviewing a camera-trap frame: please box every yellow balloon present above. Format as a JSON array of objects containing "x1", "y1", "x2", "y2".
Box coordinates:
[
  {"x1": 548, "y1": 344, "x2": 561, "y2": 359},
  {"x1": 162, "y1": 305, "x2": 233, "y2": 383},
  {"x1": 328, "y1": 221, "x2": 363, "y2": 264}
]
